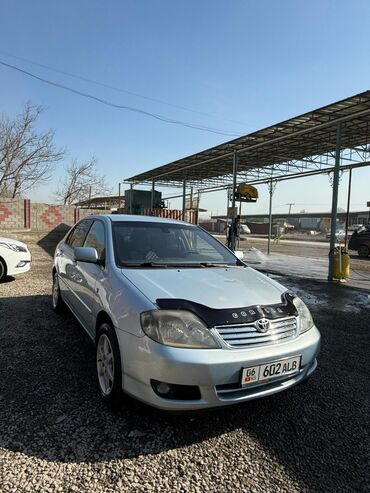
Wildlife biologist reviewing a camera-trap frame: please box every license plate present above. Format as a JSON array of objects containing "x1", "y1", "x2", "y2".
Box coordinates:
[{"x1": 241, "y1": 356, "x2": 301, "y2": 386}]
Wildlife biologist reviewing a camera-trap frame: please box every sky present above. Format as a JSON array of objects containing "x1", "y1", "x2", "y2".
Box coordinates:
[{"x1": 0, "y1": 0, "x2": 369, "y2": 217}]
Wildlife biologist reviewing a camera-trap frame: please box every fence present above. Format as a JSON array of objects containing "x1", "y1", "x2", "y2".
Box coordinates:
[
  {"x1": 0, "y1": 198, "x2": 100, "y2": 232},
  {"x1": 141, "y1": 209, "x2": 196, "y2": 224},
  {"x1": 0, "y1": 200, "x2": 196, "y2": 232}
]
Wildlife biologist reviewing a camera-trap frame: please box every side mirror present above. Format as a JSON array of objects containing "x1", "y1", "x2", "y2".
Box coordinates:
[
  {"x1": 74, "y1": 247, "x2": 99, "y2": 264},
  {"x1": 234, "y1": 250, "x2": 244, "y2": 260}
]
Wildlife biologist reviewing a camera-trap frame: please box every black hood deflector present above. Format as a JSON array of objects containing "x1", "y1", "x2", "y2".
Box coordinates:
[{"x1": 156, "y1": 293, "x2": 297, "y2": 328}]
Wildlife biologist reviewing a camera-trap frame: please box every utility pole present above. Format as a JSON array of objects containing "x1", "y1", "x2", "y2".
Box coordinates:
[{"x1": 286, "y1": 203, "x2": 295, "y2": 216}]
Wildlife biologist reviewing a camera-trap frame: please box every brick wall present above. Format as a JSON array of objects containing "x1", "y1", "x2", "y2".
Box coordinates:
[
  {"x1": 0, "y1": 198, "x2": 99, "y2": 232},
  {"x1": 30, "y1": 203, "x2": 76, "y2": 231},
  {"x1": 0, "y1": 199, "x2": 27, "y2": 229},
  {"x1": 0, "y1": 199, "x2": 195, "y2": 233}
]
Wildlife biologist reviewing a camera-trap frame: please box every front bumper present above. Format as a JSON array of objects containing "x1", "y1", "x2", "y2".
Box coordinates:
[
  {"x1": 117, "y1": 325, "x2": 321, "y2": 410},
  {"x1": 4, "y1": 251, "x2": 32, "y2": 276}
]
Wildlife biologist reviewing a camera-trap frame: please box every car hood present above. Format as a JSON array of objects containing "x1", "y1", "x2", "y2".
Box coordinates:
[
  {"x1": 122, "y1": 266, "x2": 286, "y2": 309},
  {"x1": 0, "y1": 236, "x2": 27, "y2": 248}
]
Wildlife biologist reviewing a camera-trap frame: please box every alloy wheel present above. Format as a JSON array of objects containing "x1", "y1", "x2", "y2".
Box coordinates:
[{"x1": 97, "y1": 334, "x2": 115, "y2": 396}]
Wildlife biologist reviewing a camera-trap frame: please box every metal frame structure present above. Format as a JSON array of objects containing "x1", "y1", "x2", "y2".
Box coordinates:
[{"x1": 125, "y1": 90, "x2": 370, "y2": 280}]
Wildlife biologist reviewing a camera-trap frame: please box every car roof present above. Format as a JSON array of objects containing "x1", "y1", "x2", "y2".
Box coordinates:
[{"x1": 86, "y1": 214, "x2": 196, "y2": 227}]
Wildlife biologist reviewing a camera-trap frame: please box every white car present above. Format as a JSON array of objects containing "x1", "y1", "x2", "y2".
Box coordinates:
[{"x1": 0, "y1": 236, "x2": 31, "y2": 281}]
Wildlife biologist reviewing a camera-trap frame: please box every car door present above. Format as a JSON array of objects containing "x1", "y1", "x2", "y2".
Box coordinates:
[
  {"x1": 76, "y1": 219, "x2": 107, "y2": 337},
  {"x1": 58, "y1": 219, "x2": 93, "y2": 318}
]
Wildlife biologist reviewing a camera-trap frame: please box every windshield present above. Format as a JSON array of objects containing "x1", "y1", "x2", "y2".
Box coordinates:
[{"x1": 112, "y1": 221, "x2": 240, "y2": 267}]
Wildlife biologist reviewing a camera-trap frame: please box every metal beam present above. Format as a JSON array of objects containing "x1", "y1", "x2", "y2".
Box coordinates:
[
  {"x1": 162, "y1": 160, "x2": 370, "y2": 200},
  {"x1": 229, "y1": 151, "x2": 238, "y2": 251},
  {"x1": 328, "y1": 122, "x2": 342, "y2": 281},
  {"x1": 151, "y1": 178, "x2": 155, "y2": 212},
  {"x1": 129, "y1": 183, "x2": 133, "y2": 214},
  {"x1": 182, "y1": 178, "x2": 186, "y2": 221},
  {"x1": 344, "y1": 168, "x2": 353, "y2": 247},
  {"x1": 267, "y1": 180, "x2": 275, "y2": 255}
]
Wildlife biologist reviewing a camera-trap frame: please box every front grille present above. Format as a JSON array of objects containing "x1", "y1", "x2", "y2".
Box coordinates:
[{"x1": 215, "y1": 317, "x2": 297, "y2": 348}]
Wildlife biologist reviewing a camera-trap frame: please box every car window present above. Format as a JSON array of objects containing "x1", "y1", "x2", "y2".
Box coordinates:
[
  {"x1": 66, "y1": 220, "x2": 93, "y2": 248},
  {"x1": 84, "y1": 220, "x2": 105, "y2": 258},
  {"x1": 112, "y1": 221, "x2": 239, "y2": 267}
]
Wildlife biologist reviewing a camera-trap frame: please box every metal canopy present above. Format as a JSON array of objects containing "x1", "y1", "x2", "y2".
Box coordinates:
[{"x1": 126, "y1": 90, "x2": 370, "y2": 188}]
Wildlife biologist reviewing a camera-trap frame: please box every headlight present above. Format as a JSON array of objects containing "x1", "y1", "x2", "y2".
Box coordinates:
[
  {"x1": 293, "y1": 297, "x2": 314, "y2": 334},
  {"x1": 0, "y1": 242, "x2": 27, "y2": 253},
  {"x1": 140, "y1": 310, "x2": 220, "y2": 349}
]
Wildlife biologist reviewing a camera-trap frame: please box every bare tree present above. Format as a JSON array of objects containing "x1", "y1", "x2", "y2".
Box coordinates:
[
  {"x1": 55, "y1": 157, "x2": 112, "y2": 205},
  {"x1": 0, "y1": 103, "x2": 65, "y2": 197}
]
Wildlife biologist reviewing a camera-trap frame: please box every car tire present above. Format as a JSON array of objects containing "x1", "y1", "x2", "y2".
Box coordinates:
[
  {"x1": 52, "y1": 272, "x2": 65, "y2": 313},
  {"x1": 0, "y1": 258, "x2": 7, "y2": 282},
  {"x1": 96, "y1": 322, "x2": 123, "y2": 408},
  {"x1": 358, "y1": 245, "x2": 370, "y2": 258}
]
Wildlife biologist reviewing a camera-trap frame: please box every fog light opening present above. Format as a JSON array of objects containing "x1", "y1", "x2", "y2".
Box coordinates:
[
  {"x1": 16, "y1": 261, "x2": 28, "y2": 268},
  {"x1": 151, "y1": 380, "x2": 201, "y2": 401}
]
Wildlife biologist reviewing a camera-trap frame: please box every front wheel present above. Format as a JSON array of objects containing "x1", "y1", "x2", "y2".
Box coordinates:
[
  {"x1": 96, "y1": 322, "x2": 123, "y2": 408},
  {"x1": 0, "y1": 259, "x2": 6, "y2": 281}
]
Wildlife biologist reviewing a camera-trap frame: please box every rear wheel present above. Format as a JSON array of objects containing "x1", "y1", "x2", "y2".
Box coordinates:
[
  {"x1": 358, "y1": 245, "x2": 370, "y2": 258},
  {"x1": 52, "y1": 272, "x2": 65, "y2": 312},
  {"x1": 0, "y1": 259, "x2": 6, "y2": 282},
  {"x1": 96, "y1": 322, "x2": 123, "y2": 408}
]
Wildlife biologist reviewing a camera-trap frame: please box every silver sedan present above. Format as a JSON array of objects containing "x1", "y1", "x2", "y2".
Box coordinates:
[{"x1": 52, "y1": 215, "x2": 320, "y2": 410}]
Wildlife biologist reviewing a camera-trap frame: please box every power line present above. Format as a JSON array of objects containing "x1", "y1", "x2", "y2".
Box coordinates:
[
  {"x1": 0, "y1": 59, "x2": 243, "y2": 137},
  {"x1": 0, "y1": 50, "x2": 248, "y2": 128}
]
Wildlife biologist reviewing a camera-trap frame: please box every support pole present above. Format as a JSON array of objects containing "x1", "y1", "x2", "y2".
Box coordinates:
[
  {"x1": 267, "y1": 180, "x2": 274, "y2": 255},
  {"x1": 129, "y1": 183, "x2": 133, "y2": 214},
  {"x1": 229, "y1": 151, "x2": 238, "y2": 251},
  {"x1": 118, "y1": 182, "x2": 121, "y2": 211},
  {"x1": 151, "y1": 178, "x2": 155, "y2": 212},
  {"x1": 182, "y1": 178, "x2": 186, "y2": 221},
  {"x1": 328, "y1": 122, "x2": 342, "y2": 281},
  {"x1": 196, "y1": 190, "x2": 200, "y2": 225},
  {"x1": 344, "y1": 167, "x2": 352, "y2": 247}
]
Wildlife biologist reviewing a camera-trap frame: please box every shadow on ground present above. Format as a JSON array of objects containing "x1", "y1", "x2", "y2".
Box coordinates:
[
  {"x1": 0, "y1": 275, "x2": 15, "y2": 284},
  {"x1": 37, "y1": 223, "x2": 70, "y2": 257},
  {"x1": 0, "y1": 286, "x2": 369, "y2": 491}
]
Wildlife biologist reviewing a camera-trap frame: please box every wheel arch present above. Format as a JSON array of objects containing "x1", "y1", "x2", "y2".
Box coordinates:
[
  {"x1": 0, "y1": 256, "x2": 7, "y2": 277},
  {"x1": 95, "y1": 311, "x2": 114, "y2": 341}
]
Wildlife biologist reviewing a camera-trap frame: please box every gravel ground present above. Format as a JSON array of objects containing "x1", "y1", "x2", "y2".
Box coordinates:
[{"x1": 0, "y1": 237, "x2": 369, "y2": 492}]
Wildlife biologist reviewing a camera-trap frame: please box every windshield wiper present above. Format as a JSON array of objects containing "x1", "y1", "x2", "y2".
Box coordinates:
[
  {"x1": 120, "y1": 261, "x2": 168, "y2": 268},
  {"x1": 120, "y1": 261, "x2": 236, "y2": 268},
  {"x1": 199, "y1": 262, "x2": 234, "y2": 268}
]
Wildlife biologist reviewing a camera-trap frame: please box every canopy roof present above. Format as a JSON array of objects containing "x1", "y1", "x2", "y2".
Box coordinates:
[{"x1": 126, "y1": 90, "x2": 370, "y2": 188}]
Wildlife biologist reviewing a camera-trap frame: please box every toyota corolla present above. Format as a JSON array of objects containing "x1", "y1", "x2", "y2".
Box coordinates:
[{"x1": 52, "y1": 215, "x2": 320, "y2": 410}]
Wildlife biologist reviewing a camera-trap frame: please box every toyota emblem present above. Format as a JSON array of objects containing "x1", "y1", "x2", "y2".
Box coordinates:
[{"x1": 255, "y1": 318, "x2": 270, "y2": 333}]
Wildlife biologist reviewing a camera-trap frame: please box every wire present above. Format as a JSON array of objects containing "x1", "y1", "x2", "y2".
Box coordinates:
[
  {"x1": 0, "y1": 50, "x2": 248, "y2": 128},
  {"x1": 0, "y1": 59, "x2": 243, "y2": 137}
]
